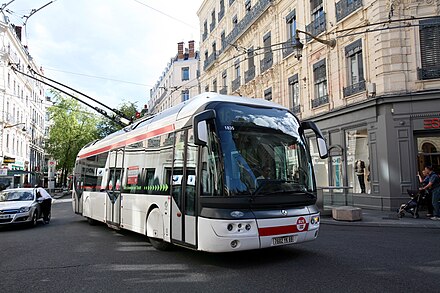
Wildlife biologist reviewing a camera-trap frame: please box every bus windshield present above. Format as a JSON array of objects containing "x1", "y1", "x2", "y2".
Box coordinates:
[{"x1": 213, "y1": 103, "x2": 314, "y2": 197}]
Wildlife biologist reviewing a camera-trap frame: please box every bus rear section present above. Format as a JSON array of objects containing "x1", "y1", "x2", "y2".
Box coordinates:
[{"x1": 197, "y1": 206, "x2": 320, "y2": 252}]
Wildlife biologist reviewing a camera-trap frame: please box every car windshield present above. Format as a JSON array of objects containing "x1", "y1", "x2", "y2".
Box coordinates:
[
  {"x1": 214, "y1": 103, "x2": 314, "y2": 197},
  {"x1": 0, "y1": 191, "x2": 34, "y2": 202}
]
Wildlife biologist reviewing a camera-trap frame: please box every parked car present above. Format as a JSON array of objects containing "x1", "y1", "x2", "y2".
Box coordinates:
[{"x1": 0, "y1": 188, "x2": 50, "y2": 227}]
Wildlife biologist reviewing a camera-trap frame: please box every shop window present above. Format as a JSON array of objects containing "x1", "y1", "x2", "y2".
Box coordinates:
[
  {"x1": 417, "y1": 137, "x2": 440, "y2": 172},
  {"x1": 346, "y1": 128, "x2": 370, "y2": 194}
]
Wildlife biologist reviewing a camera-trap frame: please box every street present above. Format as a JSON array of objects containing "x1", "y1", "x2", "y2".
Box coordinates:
[{"x1": 0, "y1": 201, "x2": 438, "y2": 293}]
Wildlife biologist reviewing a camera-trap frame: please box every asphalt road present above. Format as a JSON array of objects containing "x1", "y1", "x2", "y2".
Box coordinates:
[{"x1": 0, "y1": 201, "x2": 438, "y2": 293}]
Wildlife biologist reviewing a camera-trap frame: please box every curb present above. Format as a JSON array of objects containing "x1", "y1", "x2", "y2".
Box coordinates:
[{"x1": 320, "y1": 218, "x2": 440, "y2": 229}]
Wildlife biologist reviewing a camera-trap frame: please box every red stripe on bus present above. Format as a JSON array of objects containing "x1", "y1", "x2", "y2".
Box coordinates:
[
  {"x1": 78, "y1": 124, "x2": 175, "y2": 159},
  {"x1": 258, "y1": 224, "x2": 309, "y2": 236}
]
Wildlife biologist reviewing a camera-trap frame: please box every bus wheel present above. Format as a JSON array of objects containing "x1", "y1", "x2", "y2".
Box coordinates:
[{"x1": 149, "y1": 237, "x2": 171, "y2": 251}]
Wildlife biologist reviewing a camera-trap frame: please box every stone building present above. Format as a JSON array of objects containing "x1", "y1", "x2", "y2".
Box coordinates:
[
  {"x1": 197, "y1": 0, "x2": 440, "y2": 209},
  {"x1": 149, "y1": 41, "x2": 199, "y2": 114},
  {"x1": 0, "y1": 17, "x2": 46, "y2": 187}
]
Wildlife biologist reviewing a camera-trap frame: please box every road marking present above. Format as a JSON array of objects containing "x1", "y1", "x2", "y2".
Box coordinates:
[{"x1": 53, "y1": 198, "x2": 72, "y2": 204}]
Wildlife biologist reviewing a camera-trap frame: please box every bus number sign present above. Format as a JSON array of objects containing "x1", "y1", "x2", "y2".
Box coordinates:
[{"x1": 424, "y1": 118, "x2": 440, "y2": 129}]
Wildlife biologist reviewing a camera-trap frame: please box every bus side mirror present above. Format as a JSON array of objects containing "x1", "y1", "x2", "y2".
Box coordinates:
[
  {"x1": 301, "y1": 121, "x2": 329, "y2": 159},
  {"x1": 193, "y1": 109, "x2": 216, "y2": 146}
]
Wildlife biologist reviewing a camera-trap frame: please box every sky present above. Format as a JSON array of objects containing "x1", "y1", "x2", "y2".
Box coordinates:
[{"x1": 5, "y1": 0, "x2": 201, "y2": 111}]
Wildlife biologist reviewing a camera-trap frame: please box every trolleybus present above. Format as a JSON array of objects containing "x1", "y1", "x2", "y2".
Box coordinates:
[{"x1": 72, "y1": 93, "x2": 328, "y2": 252}]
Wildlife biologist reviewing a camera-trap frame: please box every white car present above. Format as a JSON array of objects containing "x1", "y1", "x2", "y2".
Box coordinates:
[{"x1": 0, "y1": 188, "x2": 49, "y2": 227}]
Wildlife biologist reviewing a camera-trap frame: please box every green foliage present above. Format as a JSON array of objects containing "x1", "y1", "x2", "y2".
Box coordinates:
[
  {"x1": 96, "y1": 101, "x2": 139, "y2": 138},
  {"x1": 45, "y1": 91, "x2": 100, "y2": 182}
]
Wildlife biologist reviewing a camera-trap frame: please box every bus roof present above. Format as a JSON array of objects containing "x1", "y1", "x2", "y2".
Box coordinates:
[{"x1": 77, "y1": 93, "x2": 287, "y2": 159}]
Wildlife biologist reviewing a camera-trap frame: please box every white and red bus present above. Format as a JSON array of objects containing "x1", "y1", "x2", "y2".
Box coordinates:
[{"x1": 72, "y1": 93, "x2": 328, "y2": 252}]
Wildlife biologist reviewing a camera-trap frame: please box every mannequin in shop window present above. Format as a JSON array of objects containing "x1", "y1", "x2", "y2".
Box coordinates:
[{"x1": 355, "y1": 160, "x2": 366, "y2": 193}]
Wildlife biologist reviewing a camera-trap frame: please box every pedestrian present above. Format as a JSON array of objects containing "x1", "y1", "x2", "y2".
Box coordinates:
[
  {"x1": 417, "y1": 169, "x2": 434, "y2": 217},
  {"x1": 419, "y1": 166, "x2": 440, "y2": 220},
  {"x1": 36, "y1": 186, "x2": 52, "y2": 224}
]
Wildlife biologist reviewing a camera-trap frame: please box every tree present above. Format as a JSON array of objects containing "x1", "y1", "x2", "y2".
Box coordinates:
[
  {"x1": 96, "y1": 101, "x2": 139, "y2": 138},
  {"x1": 45, "y1": 91, "x2": 100, "y2": 186}
]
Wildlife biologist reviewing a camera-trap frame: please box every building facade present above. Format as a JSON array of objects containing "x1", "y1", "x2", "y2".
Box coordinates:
[
  {"x1": 0, "y1": 16, "x2": 46, "y2": 187},
  {"x1": 197, "y1": 0, "x2": 440, "y2": 209},
  {"x1": 149, "y1": 41, "x2": 199, "y2": 114}
]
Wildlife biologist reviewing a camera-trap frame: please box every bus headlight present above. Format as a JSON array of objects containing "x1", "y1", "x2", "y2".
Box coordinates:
[{"x1": 310, "y1": 215, "x2": 320, "y2": 225}]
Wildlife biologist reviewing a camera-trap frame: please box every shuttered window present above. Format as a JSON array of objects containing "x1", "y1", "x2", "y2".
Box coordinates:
[{"x1": 419, "y1": 17, "x2": 440, "y2": 80}]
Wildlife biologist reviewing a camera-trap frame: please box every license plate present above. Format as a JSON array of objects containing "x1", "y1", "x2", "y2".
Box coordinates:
[
  {"x1": 0, "y1": 214, "x2": 12, "y2": 219},
  {"x1": 272, "y1": 235, "x2": 296, "y2": 245}
]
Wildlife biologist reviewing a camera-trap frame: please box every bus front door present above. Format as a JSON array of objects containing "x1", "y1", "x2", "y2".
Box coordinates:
[
  {"x1": 105, "y1": 148, "x2": 124, "y2": 228},
  {"x1": 171, "y1": 130, "x2": 197, "y2": 247}
]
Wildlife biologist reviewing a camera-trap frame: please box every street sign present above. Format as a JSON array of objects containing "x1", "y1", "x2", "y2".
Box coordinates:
[{"x1": 3, "y1": 156, "x2": 15, "y2": 164}]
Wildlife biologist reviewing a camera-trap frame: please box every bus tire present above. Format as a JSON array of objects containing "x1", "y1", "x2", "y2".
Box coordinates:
[{"x1": 149, "y1": 237, "x2": 171, "y2": 251}]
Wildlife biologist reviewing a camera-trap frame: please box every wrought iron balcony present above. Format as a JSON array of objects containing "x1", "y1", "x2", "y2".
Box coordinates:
[
  {"x1": 203, "y1": 52, "x2": 217, "y2": 71},
  {"x1": 291, "y1": 105, "x2": 301, "y2": 114},
  {"x1": 224, "y1": 0, "x2": 272, "y2": 51},
  {"x1": 245, "y1": 66, "x2": 255, "y2": 83},
  {"x1": 260, "y1": 52, "x2": 273, "y2": 74},
  {"x1": 219, "y1": 88, "x2": 227, "y2": 95},
  {"x1": 336, "y1": 0, "x2": 363, "y2": 22},
  {"x1": 305, "y1": 12, "x2": 326, "y2": 42},
  {"x1": 282, "y1": 37, "x2": 300, "y2": 58},
  {"x1": 312, "y1": 95, "x2": 329, "y2": 108},
  {"x1": 343, "y1": 80, "x2": 366, "y2": 97},
  {"x1": 232, "y1": 76, "x2": 241, "y2": 92},
  {"x1": 418, "y1": 66, "x2": 440, "y2": 80}
]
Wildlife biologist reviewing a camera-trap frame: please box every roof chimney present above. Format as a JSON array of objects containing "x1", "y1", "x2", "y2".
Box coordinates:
[
  {"x1": 177, "y1": 42, "x2": 184, "y2": 60},
  {"x1": 188, "y1": 40, "x2": 195, "y2": 59}
]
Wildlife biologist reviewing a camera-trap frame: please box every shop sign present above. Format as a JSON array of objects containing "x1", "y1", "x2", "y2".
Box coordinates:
[
  {"x1": 424, "y1": 118, "x2": 440, "y2": 129},
  {"x1": 3, "y1": 156, "x2": 15, "y2": 164}
]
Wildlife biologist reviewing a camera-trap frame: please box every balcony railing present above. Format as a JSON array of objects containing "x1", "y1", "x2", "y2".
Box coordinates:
[
  {"x1": 418, "y1": 66, "x2": 440, "y2": 80},
  {"x1": 335, "y1": 0, "x2": 363, "y2": 22},
  {"x1": 232, "y1": 76, "x2": 241, "y2": 92},
  {"x1": 220, "y1": 87, "x2": 227, "y2": 95},
  {"x1": 203, "y1": 52, "x2": 217, "y2": 71},
  {"x1": 260, "y1": 52, "x2": 273, "y2": 73},
  {"x1": 224, "y1": 0, "x2": 272, "y2": 51},
  {"x1": 343, "y1": 80, "x2": 366, "y2": 97},
  {"x1": 245, "y1": 66, "x2": 255, "y2": 83},
  {"x1": 282, "y1": 37, "x2": 300, "y2": 58},
  {"x1": 312, "y1": 95, "x2": 329, "y2": 108},
  {"x1": 291, "y1": 105, "x2": 301, "y2": 114},
  {"x1": 305, "y1": 12, "x2": 326, "y2": 42}
]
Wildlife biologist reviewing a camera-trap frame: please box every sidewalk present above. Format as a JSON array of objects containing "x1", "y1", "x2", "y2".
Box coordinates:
[{"x1": 320, "y1": 208, "x2": 440, "y2": 229}]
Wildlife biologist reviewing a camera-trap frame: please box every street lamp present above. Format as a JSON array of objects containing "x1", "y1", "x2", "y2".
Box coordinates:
[
  {"x1": 4, "y1": 122, "x2": 26, "y2": 132},
  {"x1": 294, "y1": 29, "x2": 336, "y2": 60}
]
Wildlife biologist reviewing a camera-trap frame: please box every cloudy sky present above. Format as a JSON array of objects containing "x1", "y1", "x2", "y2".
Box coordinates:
[{"x1": 5, "y1": 0, "x2": 201, "y2": 110}]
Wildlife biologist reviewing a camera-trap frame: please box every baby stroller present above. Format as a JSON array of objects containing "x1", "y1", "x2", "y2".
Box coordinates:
[{"x1": 397, "y1": 189, "x2": 424, "y2": 218}]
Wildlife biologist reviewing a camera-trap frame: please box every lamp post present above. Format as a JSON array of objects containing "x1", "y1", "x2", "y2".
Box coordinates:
[
  {"x1": 4, "y1": 122, "x2": 26, "y2": 132},
  {"x1": 293, "y1": 29, "x2": 336, "y2": 60}
]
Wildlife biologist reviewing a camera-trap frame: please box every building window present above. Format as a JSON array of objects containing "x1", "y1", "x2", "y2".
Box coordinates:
[
  {"x1": 346, "y1": 128, "x2": 370, "y2": 194},
  {"x1": 229, "y1": 0, "x2": 235, "y2": 5},
  {"x1": 288, "y1": 74, "x2": 300, "y2": 113},
  {"x1": 232, "y1": 15, "x2": 238, "y2": 27},
  {"x1": 418, "y1": 17, "x2": 440, "y2": 80},
  {"x1": 220, "y1": 70, "x2": 227, "y2": 94},
  {"x1": 7, "y1": 73, "x2": 10, "y2": 88},
  {"x1": 205, "y1": 85, "x2": 209, "y2": 92},
  {"x1": 311, "y1": 0, "x2": 324, "y2": 21},
  {"x1": 235, "y1": 60, "x2": 240, "y2": 79},
  {"x1": 181, "y1": 90, "x2": 190, "y2": 102},
  {"x1": 283, "y1": 10, "x2": 297, "y2": 58},
  {"x1": 210, "y1": 9, "x2": 216, "y2": 31},
  {"x1": 245, "y1": 0, "x2": 251, "y2": 12},
  {"x1": 221, "y1": 31, "x2": 226, "y2": 50},
  {"x1": 306, "y1": 0, "x2": 326, "y2": 39},
  {"x1": 219, "y1": 0, "x2": 225, "y2": 21},
  {"x1": 213, "y1": 79, "x2": 217, "y2": 92},
  {"x1": 335, "y1": 0, "x2": 363, "y2": 22},
  {"x1": 343, "y1": 39, "x2": 365, "y2": 97},
  {"x1": 203, "y1": 20, "x2": 208, "y2": 40},
  {"x1": 312, "y1": 59, "x2": 328, "y2": 107},
  {"x1": 261, "y1": 32, "x2": 273, "y2": 73},
  {"x1": 264, "y1": 87, "x2": 272, "y2": 101},
  {"x1": 181, "y1": 67, "x2": 189, "y2": 81}
]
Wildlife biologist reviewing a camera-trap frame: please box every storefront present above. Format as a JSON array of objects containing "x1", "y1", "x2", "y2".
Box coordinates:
[{"x1": 310, "y1": 90, "x2": 440, "y2": 210}]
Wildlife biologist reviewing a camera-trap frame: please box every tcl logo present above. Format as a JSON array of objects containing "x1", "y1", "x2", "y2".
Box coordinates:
[{"x1": 424, "y1": 118, "x2": 440, "y2": 129}]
